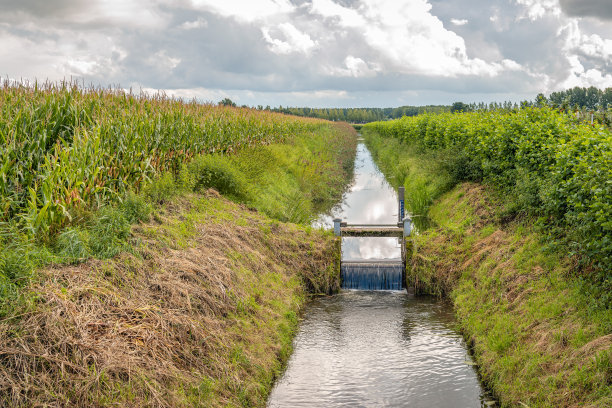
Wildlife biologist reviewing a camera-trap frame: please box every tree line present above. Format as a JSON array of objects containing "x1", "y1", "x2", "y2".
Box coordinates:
[
  {"x1": 218, "y1": 86, "x2": 612, "y2": 123},
  {"x1": 268, "y1": 105, "x2": 450, "y2": 123}
]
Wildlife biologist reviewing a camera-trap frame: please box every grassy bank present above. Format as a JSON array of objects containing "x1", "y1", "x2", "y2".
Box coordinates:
[
  {"x1": 362, "y1": 112, "x2": 611, "y2": 407},
  {"x1": 0, "y1": 84, "x2": 357, "y2": 406},
  {"x1": 409, "y1": 183, "x2": 611, "y2": 407},
  {"x1": 0, "y1": 190, "x2": 340, "y2": 407}
]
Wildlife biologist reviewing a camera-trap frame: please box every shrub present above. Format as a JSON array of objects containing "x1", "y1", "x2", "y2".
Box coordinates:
[
  {"x1": 187, "y1": 155, "x2": 249, "y2": 200},
  {"x1": 364, "y1": 107, "x2": 612, "y2": 277}
]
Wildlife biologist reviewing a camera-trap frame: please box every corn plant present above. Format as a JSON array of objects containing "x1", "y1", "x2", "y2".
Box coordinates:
[{"x1": 0, "y1": 80, "x2": 328, "y2": 239}]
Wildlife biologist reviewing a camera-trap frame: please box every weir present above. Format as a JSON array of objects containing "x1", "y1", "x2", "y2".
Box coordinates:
[
  {"x1": 334, "y1": 187, "x2": 411, "y2": 291},
  {"x1": 341, "y1": 261, "x2": 404, "y2": 290}
]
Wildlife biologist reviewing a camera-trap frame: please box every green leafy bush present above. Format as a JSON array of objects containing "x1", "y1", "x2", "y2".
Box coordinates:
[
  {"x1": 187, "y1": 155, "x2": 249, "y2": 200},
  {"x1": 364, "y1": 107, "x2": 611, "y2": 277}
]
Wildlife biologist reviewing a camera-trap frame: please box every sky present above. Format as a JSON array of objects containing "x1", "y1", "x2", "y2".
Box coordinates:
[{"x1": 1, "y1": 0, "x2": 611, "y2": 108}]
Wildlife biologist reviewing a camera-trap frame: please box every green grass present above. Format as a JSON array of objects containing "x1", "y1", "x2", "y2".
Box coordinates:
[
  {"x1": 409, "y1": 183, "x2": 611, "y2": 407},
  {"x1": 362, "y1": 128, "x2": 455, "y2": 230},
  {"x1": 365, "y1": 121, "x2": 610, "y2": 406}
]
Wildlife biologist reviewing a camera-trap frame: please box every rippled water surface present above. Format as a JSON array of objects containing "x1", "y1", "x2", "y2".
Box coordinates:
[
  {"x1": 268, "y1": 291, "x2": 489, "y2": 407},
  {"x1": 268, "y1": 141, "x2": 493, "y2": 407}
]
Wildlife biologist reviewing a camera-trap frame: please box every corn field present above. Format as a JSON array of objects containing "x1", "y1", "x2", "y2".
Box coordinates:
[{"x1": 0, "y1": 81, "x2": 328, "y2": 237}]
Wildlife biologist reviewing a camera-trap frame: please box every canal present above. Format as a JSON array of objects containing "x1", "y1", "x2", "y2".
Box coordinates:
[{"x1": 267, "y1": 140, "x2": 495, "y2": 407}]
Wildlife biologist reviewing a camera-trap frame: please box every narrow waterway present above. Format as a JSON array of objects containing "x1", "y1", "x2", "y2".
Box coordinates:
[{"x1": 268, "y1": 141, "x2": 494, "y2": 407}]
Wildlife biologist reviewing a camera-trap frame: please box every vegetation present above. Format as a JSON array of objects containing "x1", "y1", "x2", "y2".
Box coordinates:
[
  {"x1": 0, "y1": 82, "x2": 357, "y2": 406},
  {"x1": 544, "y1": 86, "x2": 612, "y2": 111},
  {"x1": 409, "y1": 183, "x2": 611, "y2": 407},
  {"x1": 270, "y1": 105, "x2": 450, "y2": 123},
  {"x1": 0, "y1": 190, "x2": 341, "y2": 407},
  {"x1": 0, "y1": 81, "x2": 355, "y2": 314},
  {"x1": 0, "y1": 80, "x2": 329, "y2": 239},
  {"x1": 364, "y1": 107, "x2": 611, "y2": 297},
  {"x1": 363, "y1": 108, "x2": 611, "y2": 407}
]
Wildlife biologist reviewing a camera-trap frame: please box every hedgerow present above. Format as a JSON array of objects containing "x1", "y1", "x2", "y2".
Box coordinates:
[{"x1": 364, "y1": 108, "x2": 611, "y2": 288}]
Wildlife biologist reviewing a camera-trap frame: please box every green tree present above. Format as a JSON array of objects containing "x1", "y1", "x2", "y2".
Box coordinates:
[{"x1": 219, "y1": 98, "x2": 236, "y2": 107}]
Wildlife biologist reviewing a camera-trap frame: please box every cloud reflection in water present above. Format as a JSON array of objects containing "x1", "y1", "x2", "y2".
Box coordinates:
[{"x1": 316, "y1": 142, "x2": 402, "y2": 261}]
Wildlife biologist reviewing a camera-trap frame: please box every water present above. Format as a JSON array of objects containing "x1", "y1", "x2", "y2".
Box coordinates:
[
  {"x1": 268, "y1": 292, "x2": 490, "y2": 407},
  {"x1": 341, "y1": 262, "x2": 404, "y2": 290},
  {"x1": 315, "y1": 141, "x2": 402, "y2": 262},
  {"x1": 268, "y1": 141, "x2": 494, "y2": 407}
]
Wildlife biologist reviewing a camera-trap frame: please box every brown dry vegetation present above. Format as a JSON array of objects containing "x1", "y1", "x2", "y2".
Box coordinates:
[
  {"x1": 0, "y1": 190, "x2": 340, "y2": 407},
  {"x1": 408, "y1": 183, "x2": 611, "y2": 407}
]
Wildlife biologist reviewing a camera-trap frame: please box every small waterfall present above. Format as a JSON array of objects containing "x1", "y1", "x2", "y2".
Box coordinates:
[{"x1": 341, "y1": 262, "x2": 404, "y2": 290}]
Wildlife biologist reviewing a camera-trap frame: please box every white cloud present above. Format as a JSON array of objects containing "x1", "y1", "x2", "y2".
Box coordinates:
[
  {"x1": 556, "y1": 20, "x2": 612, "y2": 89},
  {"x1": 150, "y1": 50, "x2": 181, "y2": 70},
  {"x1": 326, "y1": 56, "x2": 380, "y2": 78},
  {"x1": 450, "y1": 18, "x2": 469, "y2": 26},
  {"x1": 561, "y1": 21, "x2": 612, "y2": 61},
  {"x1": 560, "y1": 55, "x2": 612, "y2": 88},
  {"x1": 262, "y1": 23, "x2": 318, "y2": 55},
  {"x1": 310, "y1": 0, "x2": 523, "y2": 77},
  {"x1": 82, "y1": 0, "x2": 169, "y2": 29},
  {"x1": 289, "y1": 89, "x2": 350, "y2": 99},
  {"x1": 190, "y1": 0, "x2": 294, "y2": 23},
  {"x1": 310, "y1": 0, "x2": 366, "y2": 27},
  {"x1": 515, "y1": 0, "x2": 562, "y2": 21}
]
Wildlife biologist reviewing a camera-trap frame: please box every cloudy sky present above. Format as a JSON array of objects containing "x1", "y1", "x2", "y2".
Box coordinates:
[{"x1": 1, "y1": 0, "x2": 611, "y2": 107}]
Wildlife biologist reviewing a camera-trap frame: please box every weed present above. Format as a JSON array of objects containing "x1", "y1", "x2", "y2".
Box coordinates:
[
  {"x1": 89, "y1": 207, "x2": 131, "y2": 258},
  {"x1": 188, "y1": 154, "x2": 249, "y2": 200},
  {"x1": 144, "y1": 172, "x2": 177, "y2": 204},
  {"x1": 56, "y1": 227, "x2": 90, "y2": 263},
  {"x1": 122, "y1": 191, "x2": 152, "y2": 223}
]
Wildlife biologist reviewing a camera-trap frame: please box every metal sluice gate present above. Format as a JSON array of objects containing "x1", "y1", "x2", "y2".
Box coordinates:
[{"x1": 334, "y1": 187, "x2": 412, "y2": 291}]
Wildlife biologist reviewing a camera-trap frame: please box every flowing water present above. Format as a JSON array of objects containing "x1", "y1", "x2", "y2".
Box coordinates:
[{"x1": 267, "y1": 141, "x2": 495, "y2": 407}]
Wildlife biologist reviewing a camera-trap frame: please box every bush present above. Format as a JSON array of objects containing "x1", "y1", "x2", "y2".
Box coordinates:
[
  {"x1": 364, "y1": 107, "x2": 612, "y2": 276},
  {"x1": 187, "y1": 155, "x2": 249, "y2": 200}
]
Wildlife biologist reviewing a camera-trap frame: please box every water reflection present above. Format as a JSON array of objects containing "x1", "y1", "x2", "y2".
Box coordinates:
[
  {"x1": 268, "y1": 141, "x2": 496, "y2": 407},
  {"x1": 342, "y1": 237, "x2": 402, "y2": 261},
  {"x1": 316, "y1": 142, "x2": 402, "y2": 261},
  {"x1": 267, "y1": 292, "x2": 490, "y2": 407}
]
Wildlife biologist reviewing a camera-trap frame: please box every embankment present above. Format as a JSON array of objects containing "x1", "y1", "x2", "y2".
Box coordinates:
[
  {"x1": 0, "y1": 191, "x2": 340, "y2": 407},
  {"x1": 0, "y1": 84, "x2": 357, "y2": 407},
  {"x1": 409, "y1": 183, "x2": 610, "y2": 407},
  {"x1": 362, "y1": 110, "x2": 611, "y2": 407}
]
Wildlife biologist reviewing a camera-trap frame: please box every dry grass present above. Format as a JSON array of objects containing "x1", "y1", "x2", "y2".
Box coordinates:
[{"x1": 0, "y1": 190, "x2": 339, "y2": 407}]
